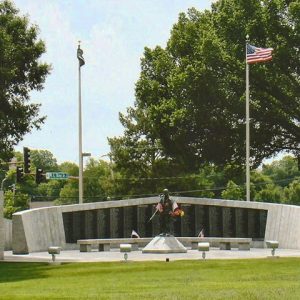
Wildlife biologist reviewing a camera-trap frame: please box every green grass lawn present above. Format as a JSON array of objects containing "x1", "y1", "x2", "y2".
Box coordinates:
[{"x1": 0, "y1": 258, "x2": 300, "y2": 299}]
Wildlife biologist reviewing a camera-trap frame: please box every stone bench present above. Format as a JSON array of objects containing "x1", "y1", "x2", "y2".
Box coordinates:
[
  {"x1": 182, "y1": 237, "x2": 252, "y2": 251},
  {"x1": 77, "y1": 238, "x2": 152, "y2": 252},
  {"x1": 78, "y1": 237, "x2": 252, "y2": 252}
]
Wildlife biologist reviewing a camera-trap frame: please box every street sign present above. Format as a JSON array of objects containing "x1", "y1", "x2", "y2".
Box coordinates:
[{"x1": 46, "y1": 172, "x2": 69, "y2": 180}]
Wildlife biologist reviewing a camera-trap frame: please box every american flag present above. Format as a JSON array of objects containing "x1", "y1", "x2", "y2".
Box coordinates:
[{"x1": 246, "y1": 44, "x2": 273, "y2": 64}]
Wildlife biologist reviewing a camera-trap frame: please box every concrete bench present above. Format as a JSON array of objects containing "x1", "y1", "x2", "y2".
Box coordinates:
[
  {"x1": 185, "y1": 237, "x2": 252, "y2": 251},
  {"x1": 78, "y1": 237, "x2": 252, "y2": 252},
  {"x1": 77, "y1": 238, "x2": 152, "y2": 252}
]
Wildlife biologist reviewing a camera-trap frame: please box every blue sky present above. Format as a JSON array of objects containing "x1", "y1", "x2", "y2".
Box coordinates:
[{"x1": 13, "y1": 0, "x2": 215, "y2": 163}]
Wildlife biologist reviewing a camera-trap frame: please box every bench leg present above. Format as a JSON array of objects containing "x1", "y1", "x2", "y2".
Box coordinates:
[
  {"x1": 131, "y1": 243, "x2": 139, "y2": 251},
  {"x1": 99, "y1": 244, "x2": 110, "y2": 252},
  {"x1": 220, "y1": 243, "x2": 231, "y2": 250},
  {"x1": 191, "y1": 242, "x2": 198, "y2": 250},
  {"x1": 80, "y1": 244, "x2": 92, "y2": 252},
  {"x1": 239, "y1": 243, "x2": 250, "y2": 251}
]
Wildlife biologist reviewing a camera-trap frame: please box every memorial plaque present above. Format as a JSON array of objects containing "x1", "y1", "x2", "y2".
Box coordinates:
[
  {"x1": 97, "y1": 209, "x2": 109, "y2": 238},
  {"x1": 84, "y1": 210, "x2": 95, "y2": 239},
  {"x1": 170, "y1": 218, "x2": 183, "y2": 236},
  {"x1": 137, "y1": 205, "x2": 148, "y2": 237},
  {"x1": 145, "y1": 205, "x2": 154, "y2": 237},
  {"x1": 195, "y1": 205, "x2": 209, "y2": 236},
  {"x1": 235, "y1": 208, "x2": 248, "y2": 237},
  {"x1": 123, "y1": 206, "x2": 137, "y2": 238},
  {"x1": 181, "y1": 204, "x2": 194, "y2": 236},
  {"x1": 222, "y1": 207, "x2": 235, "y2": 237},
  {"x1": 151, "y1": 204, "x2": 160, "y2": 236},
  {"x1": 259, "y1": 210, "x2": 268, "y2": 238},
  {"x1": 209, "y1": 206, "x2": 222, "y2": 237},
  {"x1": 72, "y1": 211, "x2": 83, "y2": 242},
  {"x1": 248, "y1": 209, "x2": 259, "y2": 238},
  {"x1": 110, "y1": 207, "x2": 124, "y2": 238},
  {"x1": 62, "y1": 212, "x2": 73, "y2": 243}
]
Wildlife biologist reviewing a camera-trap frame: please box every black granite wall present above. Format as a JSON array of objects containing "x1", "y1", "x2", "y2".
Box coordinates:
[{"x1": 62, "y1": 204, "x2": 268, "y2": 243}]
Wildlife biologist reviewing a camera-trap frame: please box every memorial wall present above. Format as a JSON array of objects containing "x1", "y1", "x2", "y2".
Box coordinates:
[
  {"x1": 62, "y1": 204, "x2": 267, "y2": 243},
  {"x1": 12, "y1": 197, "x2": 300, "y2": 253}
]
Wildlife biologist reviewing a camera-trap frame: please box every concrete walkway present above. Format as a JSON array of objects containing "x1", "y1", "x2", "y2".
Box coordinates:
[{"x1": 3, "y1": 248, "x2": 300, "y2": 263}]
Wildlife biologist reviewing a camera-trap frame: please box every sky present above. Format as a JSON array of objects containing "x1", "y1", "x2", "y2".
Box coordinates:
[{"x1": 13, "y1": 0, "x2": 215, "y2": 164}]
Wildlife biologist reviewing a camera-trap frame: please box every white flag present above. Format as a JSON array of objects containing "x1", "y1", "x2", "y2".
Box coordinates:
[{"x1": 131, "y1": 230, "x2": 140, "y2": 238}]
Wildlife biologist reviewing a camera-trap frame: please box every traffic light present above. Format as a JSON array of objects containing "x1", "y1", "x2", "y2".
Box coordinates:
[
  {"x1": 16, "y1": 166, "x2": 24, "y2": 183},
  {"x1": 35, "y1": 168, "x2": 44, "y2": 184},
  {"x1": 23, "y1": 147, "x2": 31, "y2": 173}
]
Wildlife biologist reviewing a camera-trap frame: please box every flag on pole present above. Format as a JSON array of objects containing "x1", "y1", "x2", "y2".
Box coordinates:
[
  {"x1": 77, "y1": 45, "x2": 85, "y2": 67},
  {"x1": 246, "y1": 44, "x2": 273, "y2": 64}
]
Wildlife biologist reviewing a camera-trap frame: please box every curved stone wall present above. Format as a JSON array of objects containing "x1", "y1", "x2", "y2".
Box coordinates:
[{"x1": 12, "y1": 197, "x2": 300, "y2": 253}]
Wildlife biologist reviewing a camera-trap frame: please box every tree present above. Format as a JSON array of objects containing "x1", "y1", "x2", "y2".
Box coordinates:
[
  {"x1": 111, "y1": 1, "x2": 300, "y2": 172},
  {"x1": 254, "y1": 184, "x2": 284, "y2": 203},
  {"x1": 261, "y1": 156, "x2": 300, "y2": 187},
  {"x1": 35, "y1": 180, "x2": 63, "y2": 201},
  {"x1": 59, "y1": 162, "x2": 78, "y2": 176},
  {"x1": 56, "y1": 182, "x2": 78, "y2": 205},
  {"x1": 4, "y1": 190, "x2": 29, "y2": 219},
  {"x1": 0, "y1": 1, "x2": 50, "y2": 160},
  {"x1": 30, "y1": 150, "x2": 58, "y2": 172},
  {"x1": 284, "y1": 179, "x2": 300, "y2": 205},
  {"x1": 221, "y1": 180, "x2": 244, "y2": 200},
  {"x1": 83, "y1": 158, "x2": 112, "y2": 202}
]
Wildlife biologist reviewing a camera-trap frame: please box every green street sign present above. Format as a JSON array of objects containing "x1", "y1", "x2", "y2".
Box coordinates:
[{"x1": 46, "y1": 172, "x2": 69, "y2": 180}]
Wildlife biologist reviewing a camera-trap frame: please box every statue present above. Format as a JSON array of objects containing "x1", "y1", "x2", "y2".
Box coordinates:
[
  {"x1": 152, "y1": 189, "x2": 184, "y2": 235},
  {"x1": 143, "y1": 189, "x2": 187, "y2": 253}
]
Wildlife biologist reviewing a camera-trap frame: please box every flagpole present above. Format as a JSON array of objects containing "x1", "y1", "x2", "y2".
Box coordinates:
[
  {"x1": 245, "y1": 35, "x2": 250, "y2": 202},
  {"x1": 78, "y1": 41, "x2": 83, "y2": 204}
]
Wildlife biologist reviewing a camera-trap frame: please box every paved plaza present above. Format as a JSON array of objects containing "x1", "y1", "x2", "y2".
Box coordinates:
[{"x1": 3, "y1": 247, "x2": 300, "y2": 263}]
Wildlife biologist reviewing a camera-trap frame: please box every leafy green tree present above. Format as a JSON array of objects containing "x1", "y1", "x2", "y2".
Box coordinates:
[
  {"x1": 59, "y1": 162, "x2": 78, "y2": 176},
  {"x1": 83, "y1": 158, "x2": 112, "y2": 202},
  {"x1": 261, "y1": 156, "x2": 300, "y2": 187},
  {"x1": 0, "y1": 1, "x2": 50, "y2": 160},
  {"x1": 35, "y1": 180, "x2": 63, "y2": 201},
  {"x1": 284, "y1": 179, "x2": 300, "y2": 205},
  {"x1": 56, "y1": 181, "x2": 78, "y2": 205},
  {"x1": 221, "y1": 180, "x2": 244, "y2": 200},
  {"x1": 111, "y1": 0, "x2": 300, "y2": 172},
  {"x1": 254, "y1": 184, "x2": 285, "y2": 203},
  {"x1": 30, "y1": 150, "x2": 58, "y2": 172},
  {"x1": 4, "y1": 190, "x2": 29, "y2": 219}
]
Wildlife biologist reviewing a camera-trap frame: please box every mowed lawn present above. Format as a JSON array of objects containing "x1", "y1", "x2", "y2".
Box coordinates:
[{"x1": 0, "y1": 258, "x2": 300, "y2": 299}]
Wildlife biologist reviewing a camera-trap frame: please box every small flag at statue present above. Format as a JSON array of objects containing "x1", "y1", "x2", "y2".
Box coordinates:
[
  {"x1": 198, "y1": 228, "x2": 205, "y2": 238},
  {"x1": 77, "y1": 45, "x2": 85, "y2": 67},
  {"x1": 131, "y1": 230, "x2": 140, "y2": 238},
  {"x1": 246, "y1": 44, "x2": 273, "y2": 64}
]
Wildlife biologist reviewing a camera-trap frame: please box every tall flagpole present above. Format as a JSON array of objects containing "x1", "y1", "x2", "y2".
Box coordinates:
[
  {"x1": 77, "y1": 41, "x2": 84, "y2": 204},
  {"x1": 245, "y1": 35, "x2": 250, "y2": 202}
]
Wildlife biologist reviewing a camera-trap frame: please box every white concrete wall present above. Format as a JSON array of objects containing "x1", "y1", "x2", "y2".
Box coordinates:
[
  {"x1": 13, "y1": 206, "x2": 66, "y2": 254},
  {"x1": 0, "y1": 191, "x2": 4, "y2": 260},
  {"x1": 4, "y1": 218, "x2": 12, "y2": 250},
  {"x1": 12, "y1": 197, "x2": 300, "y2": 253}
]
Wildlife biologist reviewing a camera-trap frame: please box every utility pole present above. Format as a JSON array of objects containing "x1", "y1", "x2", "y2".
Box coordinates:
[
  {"x1": 245, "y1": 35, "x2": 250, "y2": 202},
  {"x1": 77, "y1": 41, "x2": 85, "y2": 204}
]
